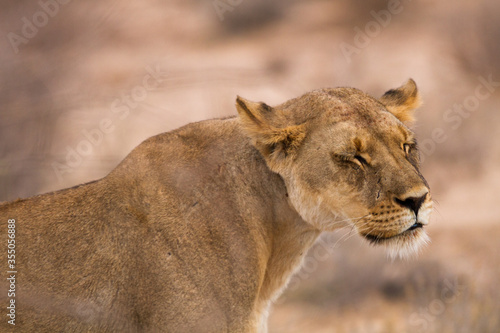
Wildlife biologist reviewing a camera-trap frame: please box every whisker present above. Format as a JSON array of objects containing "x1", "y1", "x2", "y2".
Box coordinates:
[
  {"x1": 331, "y1": 228, "x2": 357, "y2": 248},
  {"x1": 339, "y1": 229, "x2": 361, "y2": 243},
  {"x1": 322, "y1": 214, "x2": 372, "y2": 230},
  {"x1": 336, "y1": 214, "x2": 371, "y2": 224},
  {"x1": 324, "y1": 213, "x2": 376, "y2": 248}
]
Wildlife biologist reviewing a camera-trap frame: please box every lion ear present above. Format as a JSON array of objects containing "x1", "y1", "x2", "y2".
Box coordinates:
[
  {"x1": 379, "y1": 79, "x2": 422, "y2": 126},
  {"x1": 236, "y1": 96, "x2": 306, "y2": 171}
]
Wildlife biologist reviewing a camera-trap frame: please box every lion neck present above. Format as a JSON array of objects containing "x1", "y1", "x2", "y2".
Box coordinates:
[
  {"x1": 253, "y1": 190, "x2": 320, "y2": 326},
  {"x1": 255, "y1": 217, "x2": 319, "y2": 330},
  {"x1": 237, "y1": 142, "x2": 321, "y2": 315}
]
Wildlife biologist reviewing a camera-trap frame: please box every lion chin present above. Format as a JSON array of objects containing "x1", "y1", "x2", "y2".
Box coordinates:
[{"x1": 363, "y1": 227, "x2": 431, "y2": 260}]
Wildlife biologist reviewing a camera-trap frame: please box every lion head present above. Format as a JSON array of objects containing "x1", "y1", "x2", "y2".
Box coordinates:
[{"x1": 236, "y1": 79, "x2": 432, "y2": 258}]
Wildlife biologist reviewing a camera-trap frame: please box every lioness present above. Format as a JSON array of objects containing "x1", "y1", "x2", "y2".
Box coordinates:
[{"x1": 0, "y1": 79, "x2": 432, "y2": 332}]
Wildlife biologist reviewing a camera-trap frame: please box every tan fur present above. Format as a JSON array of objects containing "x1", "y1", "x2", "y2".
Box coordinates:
[{"x1": 0, "y1": 80, "x2": 431, "y2": 332}]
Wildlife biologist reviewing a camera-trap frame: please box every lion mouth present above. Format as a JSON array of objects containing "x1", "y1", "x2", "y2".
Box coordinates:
[
  {"x1": 362, "y1": 222, "x2": 424, "y2": 244},
  {"x1": 359, "y1": 216, "x2": 430, "y2": 259},
  {"x1": 407, "y1": 222, "x2": 423, "y2": 231}
]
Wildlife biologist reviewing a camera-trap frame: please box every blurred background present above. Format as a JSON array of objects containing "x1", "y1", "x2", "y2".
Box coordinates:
[{"x1": 1, "y1": 0, "x2": 499, "y2": 332}]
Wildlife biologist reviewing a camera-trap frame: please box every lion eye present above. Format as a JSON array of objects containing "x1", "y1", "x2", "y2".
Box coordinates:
[
  {"x1": 403, "y1": 143, "x2": 411, "y2": 155},
  {"x1": 332, "y1": 152, "x2": 370, "y2": 170},
  {"x1": 354, "y1": 155, "x2": 368, "y2": 165},
  {"x1": 351, "y1": 154, "x2": 370, "y2": 170}
]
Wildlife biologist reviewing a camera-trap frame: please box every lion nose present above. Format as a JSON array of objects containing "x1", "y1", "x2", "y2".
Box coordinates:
[{"x1": 394, "y1": 192, "x2": 428, "y2": 216}]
